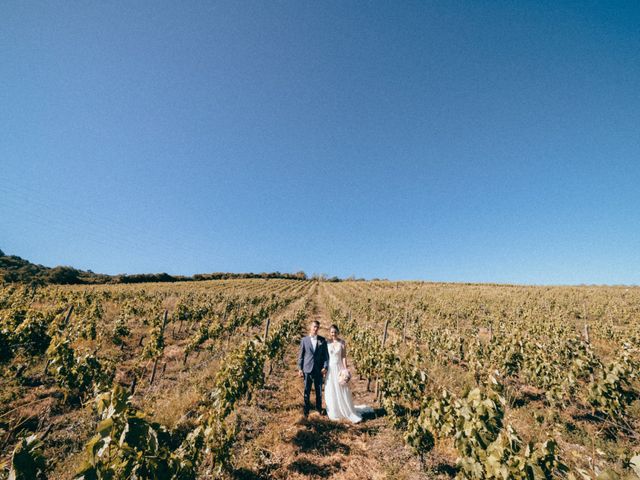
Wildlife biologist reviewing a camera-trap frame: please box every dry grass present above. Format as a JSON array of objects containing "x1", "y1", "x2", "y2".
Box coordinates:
[{"x1": 144, "y1": 356, "x2": 222, "y2": 428}]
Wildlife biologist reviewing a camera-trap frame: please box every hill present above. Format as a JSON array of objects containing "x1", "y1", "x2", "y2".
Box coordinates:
[
  {"x1": 0, "y1": 249, "x2": 111, "y2": 285},
  {"x1": 0, "y1": 249, "x2": 310, "y2": 285}
]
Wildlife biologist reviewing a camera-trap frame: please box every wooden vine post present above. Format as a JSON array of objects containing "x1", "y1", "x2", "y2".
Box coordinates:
[
  {"x1": 375, "y1": 318, "x2": 390, "y2": 403},
  {"x1": 382, "y1": 318, "x2": 389, "y2": 347},
  {"x1": 263, "y1": 317, "x2": 271, "y2": 342},
  {"x1": 402, "y1": 310, "x2": 407, "y2": 344},
  {"x1": 149, "y1": 309, "x2": 168, "y2": 385},
  {"x1": 583, "y1": 323, "x2": 590, "y2": 344},
  {"x1": 130, "y1": 375, "x2": 138, "y2": 395},
  {"x1": 44, "y1": 305, "x2": 74, "y2": 375},
  {"x1": 264, "y1": 317, "x2": 272, "y2": 376}
]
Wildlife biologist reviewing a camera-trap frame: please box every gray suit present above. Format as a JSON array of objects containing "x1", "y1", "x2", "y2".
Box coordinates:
[{"x1": 298, "y1": 335, "x2": 329, "y2": 414}]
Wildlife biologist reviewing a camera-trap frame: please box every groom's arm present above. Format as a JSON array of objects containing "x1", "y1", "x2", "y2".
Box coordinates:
[
  {"x1": 322, "y1": 341, "x2": 329, "y2": 370},
  {"x1": 297, "y1": 338, "x2": 305, "y2": 375}
]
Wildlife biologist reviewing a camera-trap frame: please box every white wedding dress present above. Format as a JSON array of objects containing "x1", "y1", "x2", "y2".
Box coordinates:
[{"x1": 325, "y1": 340, "x2": 371, "y2": 423}]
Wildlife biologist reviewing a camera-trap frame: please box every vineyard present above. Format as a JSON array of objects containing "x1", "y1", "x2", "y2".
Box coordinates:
[{"x1": 0, "y1": 279, "x2": 639, "y2": 479}]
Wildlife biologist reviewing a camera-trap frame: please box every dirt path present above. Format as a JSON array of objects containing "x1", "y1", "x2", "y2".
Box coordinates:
[{"x1": 231, "y1": 285, "x2": 428, "y2": 479}]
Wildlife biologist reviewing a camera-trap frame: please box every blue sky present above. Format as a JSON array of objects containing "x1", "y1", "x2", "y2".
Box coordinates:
[{"x1": 2, "y1": 1, "x2": 639, "y2": 284}]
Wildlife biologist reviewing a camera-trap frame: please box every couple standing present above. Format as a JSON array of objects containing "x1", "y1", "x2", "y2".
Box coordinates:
[{"x1": 297, "y1": 320, "x2": 363, "y2": 423}]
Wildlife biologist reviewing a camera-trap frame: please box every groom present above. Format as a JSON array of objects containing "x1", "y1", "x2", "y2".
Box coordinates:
[{"x1": 297, "y1": 320, "x2": 329, "y2": 417}]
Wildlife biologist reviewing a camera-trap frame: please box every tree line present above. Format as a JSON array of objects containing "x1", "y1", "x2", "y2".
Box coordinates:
[{"x1": 0, "y1": 249, "x2": 316, "y2": 286}]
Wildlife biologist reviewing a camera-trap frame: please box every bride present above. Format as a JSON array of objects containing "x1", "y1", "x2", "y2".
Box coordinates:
[{"x1": 324, "y1": 324, "x2": 364, "y2": 423}]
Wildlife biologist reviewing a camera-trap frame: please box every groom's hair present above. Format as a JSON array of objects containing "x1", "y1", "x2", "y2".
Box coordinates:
[{"x1": 310, "y1": 320, "x2": 320, "y2": 327}]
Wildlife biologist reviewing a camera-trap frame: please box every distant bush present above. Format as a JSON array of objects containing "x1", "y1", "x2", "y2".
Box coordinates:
[
  {"x1": 115, "y1": 272, "x2": 180, "y2": 284},
  {"x1": 45, "y1": 266, "x2": 83, "y2": 284}
]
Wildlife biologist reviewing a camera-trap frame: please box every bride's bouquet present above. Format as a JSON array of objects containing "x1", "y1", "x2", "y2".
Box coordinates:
[{"x1": 338, "y1": 369, "x2": 352, "y2": 385}]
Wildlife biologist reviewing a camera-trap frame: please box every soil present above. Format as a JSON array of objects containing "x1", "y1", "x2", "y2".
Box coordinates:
[{"x1": 230, "y1": 288, "x2": 433, "y2": 480}]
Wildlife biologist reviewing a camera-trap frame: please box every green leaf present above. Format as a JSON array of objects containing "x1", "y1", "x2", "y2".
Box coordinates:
[
  {"x1": 596, "y1": 469, "x2": 621, "y2": 480},
  {"x1": 96, "y1": 418, "x2": 113, "y2": 436},
  {"x1": 629, "y1": 454, "x2": 640, "y2": 479}
]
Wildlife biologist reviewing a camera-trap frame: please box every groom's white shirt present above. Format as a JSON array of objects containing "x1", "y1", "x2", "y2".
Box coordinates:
[{"x1": 310, "y1": 335, "x2": 317, "y2": 350}]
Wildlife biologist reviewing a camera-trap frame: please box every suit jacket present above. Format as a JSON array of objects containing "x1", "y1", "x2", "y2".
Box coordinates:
[{"x1": 298, "y1": 335, "x2": 329, "y2": 374}]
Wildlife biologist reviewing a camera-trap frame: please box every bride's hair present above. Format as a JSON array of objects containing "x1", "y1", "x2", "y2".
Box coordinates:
[{"x1": 329, "y1": 324, "x2": 339, "y2": 334}]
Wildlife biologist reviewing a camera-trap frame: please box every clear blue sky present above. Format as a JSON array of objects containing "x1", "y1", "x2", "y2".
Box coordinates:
[{"x1": 2, "y1": 1, "x2": 639, "y2": 284}]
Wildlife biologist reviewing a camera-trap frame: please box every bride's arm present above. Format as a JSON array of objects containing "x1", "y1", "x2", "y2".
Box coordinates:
[{"x1": 341, "y1": 340, "x2": 348, "y2": 370}]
